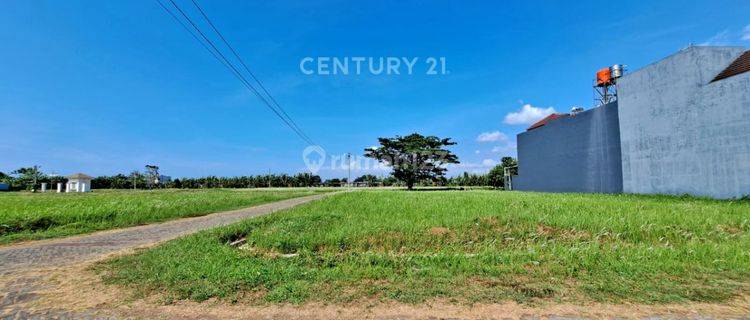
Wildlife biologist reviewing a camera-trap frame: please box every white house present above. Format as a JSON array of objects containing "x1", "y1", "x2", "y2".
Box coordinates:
[{"x1": 66, "y1": 173, "x2": 93, "y2": 192}]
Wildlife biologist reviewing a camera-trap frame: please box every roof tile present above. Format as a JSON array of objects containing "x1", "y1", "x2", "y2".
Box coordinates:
[{"x1": 711, "y1": 51, "x2": 750, "y2": 82}]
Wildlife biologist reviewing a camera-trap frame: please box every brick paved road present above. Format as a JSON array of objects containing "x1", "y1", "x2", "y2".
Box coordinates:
[
  {"x1": 0, "y1": 192, "x2": 333, "y2": 275},
  {"x1": 1, "y1": 192, "x2": 336, "y2": 319}
]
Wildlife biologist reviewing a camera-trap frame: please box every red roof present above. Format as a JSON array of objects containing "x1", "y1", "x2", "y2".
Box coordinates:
[
  {"x1": 527, "y1": 113, "x2": 568, "y2": 131},
  {"x1": 711, "y1": 51, "x2": 750, "y2": 83}
]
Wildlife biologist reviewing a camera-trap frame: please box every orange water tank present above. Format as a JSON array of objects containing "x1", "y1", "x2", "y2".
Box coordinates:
[{"x1": 596, "y1": 67, "x2": 612, "y2": 86}]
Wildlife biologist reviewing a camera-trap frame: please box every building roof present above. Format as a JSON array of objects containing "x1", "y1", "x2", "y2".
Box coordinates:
[
  {"x1": 527, "y1": 113, "x2": 569, "y2": 131},
  {"x1": 711, "y1": 51, "x2": 750, "y2": 82},
  {"x1": 67, "y1": 173, "x2": 93, "y2": 180}
]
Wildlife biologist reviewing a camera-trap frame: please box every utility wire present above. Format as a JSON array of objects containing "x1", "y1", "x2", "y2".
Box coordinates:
[
  {"x1": 165, "y1": 0, "x2": 314, "y2": 145},
  {"x1": 189, "y1": 0, "x2": 313, "y2": 144},
  {"x1": 157, "y1": 0, "x2": 315, "y2": 145},
  {"x1": 155, "y1": 0, "x2": 234, "y2": 73}
]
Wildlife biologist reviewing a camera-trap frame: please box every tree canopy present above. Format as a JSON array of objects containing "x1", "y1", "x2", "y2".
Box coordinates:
[
  {"x1": 9, "y1": 167, "x2": 45, "y2": 191},
  {"x1": 354, "y1": 174, "x2": 379, "y2": 184},
  {"x1": 364, "y1": 133, "x2": 459, "y2": 189},
  {"x1": 487, "y1": 156, "x2": 518, "y2": 188}
]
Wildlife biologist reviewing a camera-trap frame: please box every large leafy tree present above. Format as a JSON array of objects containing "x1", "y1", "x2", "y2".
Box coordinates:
[
  {"x1": 11, "y1": 167, "x2": 44, "y2": 191},
  {"x1": 364, "y1": 133, "x2": 459, "y2": 189}
]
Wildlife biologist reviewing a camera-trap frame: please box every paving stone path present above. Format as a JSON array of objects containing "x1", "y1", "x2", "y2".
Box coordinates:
[
  {"x1": 0, "y1": 192, "x2": 335, "y2": 319},
  {"x1": 0, "y1": 192, "x2": 332, "y2": 274}
]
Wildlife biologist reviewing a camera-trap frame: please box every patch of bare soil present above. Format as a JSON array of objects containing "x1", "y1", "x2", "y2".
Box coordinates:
[{"x1": 428, "y1": 227, "x2": 452, "y2": 236}]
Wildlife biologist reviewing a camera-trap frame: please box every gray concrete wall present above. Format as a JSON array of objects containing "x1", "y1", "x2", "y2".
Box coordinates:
[
  {"x1": 617, "y1": 46, "x2": 750, "y2": 199},
  {"x1": 514, "y1": 102, "x2": 623, "y2": 193}
]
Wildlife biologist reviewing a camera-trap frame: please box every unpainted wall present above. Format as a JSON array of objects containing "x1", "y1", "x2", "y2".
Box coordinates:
[
  {"x1": 617, "y1": 46, "x2": 750, "y2": 199},
  {"x1": 514, "y1": 102, "x2": 623, "y2": 193}
]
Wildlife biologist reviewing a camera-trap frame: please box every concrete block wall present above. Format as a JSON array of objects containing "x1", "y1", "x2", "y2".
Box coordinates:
[
  {"x1": 617, "y1": 46, "x2": 750, "y2": 199},
  {"x1": 514, "y1": 101, "x2": 623, "y2": 193}
]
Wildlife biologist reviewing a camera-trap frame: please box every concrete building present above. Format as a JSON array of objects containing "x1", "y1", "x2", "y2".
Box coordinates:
[
  {"x1": 66, "y1": 173, "x2": 93, "y2": 193},
  {"x1": 514, "y1": 101, "x2": 623, "y2": 193},
  {"x1": 617, "y1": 46, "x2": 750, "y2": 199},
  {"x1": 514, "y1": 46, "x2": 750, "y2": 199}
]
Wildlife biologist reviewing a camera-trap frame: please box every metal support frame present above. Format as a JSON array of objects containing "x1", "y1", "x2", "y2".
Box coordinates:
[
  {"x1": 594, "y1": 83, "x2": 618, "y2": 107},
  {"x1": 503, "y1": 165, "x2": 517, "y2": 191}
]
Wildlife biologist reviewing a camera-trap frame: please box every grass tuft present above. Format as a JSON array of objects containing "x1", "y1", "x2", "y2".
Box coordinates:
[
  {"x1": 0, "y1": 188, "x2": 329, "y2": 244},
  {"x1": 97, "y1": 190, "x2": 750, "y2": 304}
]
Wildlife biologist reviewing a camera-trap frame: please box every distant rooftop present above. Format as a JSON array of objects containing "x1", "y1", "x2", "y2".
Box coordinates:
[
  {"x1": 67, "y1": 173, "x2": 93, "y2": 180},
  {"x1": 711, "y1": 51, "x2": 750, "y2": 82},
  {"x1": 527, "y1": 113, "x2": 569, "y2": 131}
]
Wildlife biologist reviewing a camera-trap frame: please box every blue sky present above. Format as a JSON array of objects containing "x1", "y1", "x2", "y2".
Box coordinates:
[{"x1": 2, "y1": 0, "x2": 749, "y2": 179}]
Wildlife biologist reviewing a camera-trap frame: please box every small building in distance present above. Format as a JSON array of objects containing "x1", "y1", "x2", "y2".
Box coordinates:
[
  {"x1": 0, "y1": 183, "x2": 9, "y2": 191},
  {"x1": 66, "y1": 173, "x2": 93, "y2": 192}
]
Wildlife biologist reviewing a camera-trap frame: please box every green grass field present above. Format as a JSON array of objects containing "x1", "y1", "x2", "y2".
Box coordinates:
[
  {"x1": 96, "y1": 190, "x2": 750, "y2": 305},
  {"x1": 0, "y1": 188, "x2": 329, "y2": 244}
]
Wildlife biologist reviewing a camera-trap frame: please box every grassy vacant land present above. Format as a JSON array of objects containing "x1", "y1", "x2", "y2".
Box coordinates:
[
  {"x1": 98, "y1": 190, "x2": 750, "y2": 305},
  {"x1": 0, "y1": 188, "x2": 329, "y2": 244}
]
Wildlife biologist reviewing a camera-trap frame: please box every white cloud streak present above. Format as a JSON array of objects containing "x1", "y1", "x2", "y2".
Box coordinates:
[
  {"x1": 476, "y1": 131, "x2": 509, "y2": 143},
  {"x1": 491, "y1": 143, "x2": 517, "y2": 154},
  {"x1": 503, "y1": 104, "x2": 556, "y2": 125},
  {"x1": 481, "y1": 159, "x2": 497, "y2": 167},
  {"x1": 700, "y1": 29, "x2": 731, "y2": 46}
]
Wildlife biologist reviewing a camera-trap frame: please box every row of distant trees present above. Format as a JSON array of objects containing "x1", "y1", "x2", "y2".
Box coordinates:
[
  {"x1": 0, "y1": 167, "x2": 67, "y2": 191},
  {"x1": 361, "y1": 133, "x2": 516, "y2": 189},
  {"x1": 340, "y1": 156, "x2": 518, "y2": 188},
  {"x1": 0, "y1": 169, "x2": 329, "y2": 190},
  {"x1": 91, "y1": 173, "x2": 326, "y2": 189},
  {"x1": 2, "y1": 132, "x2": 516, "y2": 190},
  {"x1": 1, "y1": 158, "x2": 517, "y2": 191},
  {"x1": 450, "y1": 156, "x2": 518, "y2": 187}
]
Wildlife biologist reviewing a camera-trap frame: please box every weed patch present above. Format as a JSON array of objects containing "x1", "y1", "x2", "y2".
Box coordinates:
[
  {"x1": 0, "y1": 189, "x2": 330, "y2": 243},
  {"x1": 98, "y1": 190, "x2": 750, "y2": 305}
]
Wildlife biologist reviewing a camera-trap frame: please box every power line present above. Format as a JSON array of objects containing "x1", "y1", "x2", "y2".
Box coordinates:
[
  {"x1": 155, "y1": 0, "x2": 234, "y2": 72},
  {"x1": 156, "y1": 0, "x2": 315, "y2": 146},
  {"x1": 165, "y1": 0, "x2": 314, "y2": 145},
  {"x1": 189, "y1": 0, "x2": 313, "y2": 144}
]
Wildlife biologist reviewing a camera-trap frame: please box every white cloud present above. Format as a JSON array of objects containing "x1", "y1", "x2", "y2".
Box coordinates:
[
  {"x1": 481, "y1": 159, "x2": 497, "y2": 167},
  {"x1": 474, "y1": 150, "x2": 480, "y2": 154},
  {"x1": 491, "y1": 143, "x2": 517, "y2": 154},
  {"x1": 448, "y1": 160, "x2": 496, "y2": 170},
  {"x1": 476, "y1": 131, "x2": 509, "y2": 143},
  {"x1": 700, "y1": 29, "x2": 731, "y2": 46},
  {"x1": 699, "y1": 26, "x2": 750, "y2": 46},
  {"x1": 503, "y1": 104, "x2": 556, "y2": 125}
]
